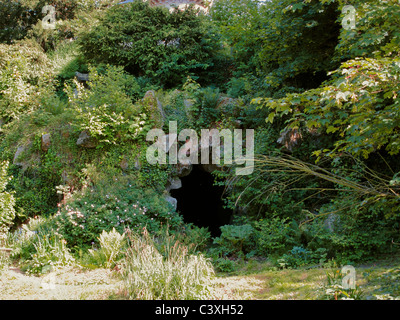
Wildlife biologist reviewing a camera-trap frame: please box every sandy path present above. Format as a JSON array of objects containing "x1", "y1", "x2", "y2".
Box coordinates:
[{"x1": 0, "y1": 266, "x2": 122, "y2": 300}]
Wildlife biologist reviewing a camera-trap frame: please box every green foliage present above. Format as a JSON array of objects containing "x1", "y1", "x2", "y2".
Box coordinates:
[
  {"x1": 210, "y1": 0, "x2": 262, "y2": 74},
  {"x1": 0, "y1": 39, "x2": 54, "y2": 122},
  {"x1": 66, "y1": 65, "x2": 152, "y2": 147},
  {"x1": 190, "y1": 87, "x2": 222, "y2": 129},
  {"x1": 9, "y1": 217, "x2": 74, "y2": 275},
  {"x1": 212, "y1": 0, "x2": 340, "y2": 95},
  {"x1": 319, "y1": 268, "x2": 365, "y2": 300},
  {"x1": 312, "y1": 198, "x2": 400, "y2": 263},
  {"x1": 0, "y1": 162, "x2": 16, "y2": 238},
  {"x1": 253, "y1": 216, "x2": 299, "y2": 256},
  {"x1": 258, "y1": 56, "x2": 400, "y2": 159},
  {"x1": 6, "y1": 142, "x2": 64, "y2": 221},
  {"x1": 277, "y1": 246, "x2": 328, "y2": 269},
  {"x1": 120, "y1": 228, "x2": 215, "y2": 300},
  {"x1": 212, "y1": 258, "x2": 238, "y2": 273},
  {"x1": 22, "y1": 231, "x2": 75, "y2": 275},
  {"x1": 212, "y1": 224, "x2": 254, "y2": 258},
  {"x1": 173, "y1": 224, "x2": 212, "y2": 254},
  {"x1": 78, "y1": 0, "x2": 220, "y2": 88},
  {"x1": 334, "y1": 0, "x2": 400, "y2": 62},
  {"x1": 52, "y1": 177, "x2": 183, "y2": 249},
  {"x1": 88, "y1": 227, "x2": 125, "y2": 269}
]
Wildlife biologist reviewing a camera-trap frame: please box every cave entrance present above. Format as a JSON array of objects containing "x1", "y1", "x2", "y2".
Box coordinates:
[{"x1": 170, "y1": 165, "x2": 233, "y2": 237}]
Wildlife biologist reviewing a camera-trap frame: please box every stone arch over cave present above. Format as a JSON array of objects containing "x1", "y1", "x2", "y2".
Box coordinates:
[{"x1": 170, "y1": 165, "x2": 233, "y2": 237}]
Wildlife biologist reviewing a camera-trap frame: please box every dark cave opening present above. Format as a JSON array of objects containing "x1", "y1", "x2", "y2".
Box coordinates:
[{"x1": 170, "y1": 165, "x2": 233, "y2": 237}]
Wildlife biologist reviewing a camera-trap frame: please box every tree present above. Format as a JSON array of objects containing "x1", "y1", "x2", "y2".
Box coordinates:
[
  {"x1": 78, "y1": 0, "x2": 221, "y2": 88},
  {"x1": 256, "y1": 0, "x2": 341, "y2": 95},
  {"x1": 256, "y1": 0, "x2": 400, "y2": 159}
]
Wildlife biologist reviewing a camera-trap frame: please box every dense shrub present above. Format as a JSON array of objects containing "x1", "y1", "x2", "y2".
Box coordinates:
[
  {"x1": 0, "y1": 162, "x2": 16, "y2": 239},
  {"x1": 211, "y1": 224, "x2": 255, "y2": 259},
  {"x1": 276, "y1": 246, "x2": 328, "y2": 269},
  {"x1": 78, "y1": 1, "x2": 221, "y2": 88},
  {"x1": 22, "y1": 231, "x2": 75, "y2": 275},
  {"x1": 65, "y1": 65, "x2": 153, "y2": 148},
  {"x1": 9, "y1": 216, "x2": 74, "y2": 274},
  {"x1": 253, "y1": 216, "x2": 299, "y2": 256},
  {"x1": 52, "y1": 178, "x2": 183, "y2": 249},
  {"x1": 88, "y1": 227, "x2": 126, "y2": 269},
  {"x1": 120, "y1": 228, "x2": 215, "y2": 300}
]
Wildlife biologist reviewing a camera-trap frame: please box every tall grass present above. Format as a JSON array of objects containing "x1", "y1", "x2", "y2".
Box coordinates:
[
  {"x1": 120, "y1": 228, "x2": 215, "y2": 300},
  {"x1": 88, "y1": 228, "x2": 126, "y2": 269}
]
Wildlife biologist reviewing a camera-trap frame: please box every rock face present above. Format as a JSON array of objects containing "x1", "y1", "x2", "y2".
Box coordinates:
[
  {"x1": 75, "y1": 72, "x2": 89, "y2": 82},
  {"x1": 41, "y1": 133, "x2": 51, "y2": 152},
  {"x1": 76, "y1": 130, "x2": 97, "y2": 148},
  {"x1": 13, "y1": 143, "x2": 33, "y2": 170},
  {"x1": 201, "y1": 163, "x2": 223, "y2": 174},
  {"x1": 120, "y1": 157, "x2": 129, "y2": 171},
  {"x1": 166, "y1": 177, "x2": 182, "y2": 192},
  {"x1": 143, "y1": 90, "x2": 166, "y2": 128},
  {"x1": 13, "y1": 146, "x2": 26, "y2": 167},
  {"x1": 174, "y1": 163, "x2": 193, "y2": 178},
  {"x1": 165, "y1": 195, "x2": 178, "y2": 210}
]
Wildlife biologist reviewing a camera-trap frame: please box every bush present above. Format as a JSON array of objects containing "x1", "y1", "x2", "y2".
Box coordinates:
[
  {"x1": 78, "y1": 1, "x2": 220, "y2": 88},
  {"x1": 0, "y1": 162, "x2": 16, "y2": 241},
  {"x1": 120, "y1": 228, "x2": 215, "y2": 300},
  {"x1": 253, "y1": 216, "x2": 299, "y2": 256},
  {"x1": 213, "y1": 258, "x2": 238, "y2": 273},
  {"x1": 0, "y1": 39, "x2": 54, "y2": 122},
  {"x1": 277, "y1": 246, "x2": 328, "y2": 269},
  {"x1": 9, "y1": 216, "x2": 74, "y2": 275},
  {"x1": 22, "y1": 231, "x2": 75, "y2": 275},
  {"x1": 65, "y1": 65, "x2": 152, "y2": 148},
  {"x1": 52, "y1": 177, "x2": 183, "y2": 249},
  {"x1": 174, "y1": 224, "x2": 212, "y2": 254},
  {"x1": 212, "y1": 224, "x2": 255, "y2": 259}
]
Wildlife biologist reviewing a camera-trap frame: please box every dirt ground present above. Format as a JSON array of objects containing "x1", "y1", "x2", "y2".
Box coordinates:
[
  {"x1": 0, "y1": 264, "x2": 264, "y2": 300},
  {"x1": 0, "y1": 266, "x2": 122, "y2": 300}
]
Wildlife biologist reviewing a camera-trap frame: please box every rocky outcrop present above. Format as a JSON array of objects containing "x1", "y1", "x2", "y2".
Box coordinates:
[
  {"x1": 13, "y1": 146, "x2": 26, "y2": 167},
  {"x1": 143, "y1": 90, "x2": 166, "y2": 128},
  {"x1": 165, "y1": 195, "x2": 178, "y2": 210},
  {"x1": 76, "y1": 130, "x2": 97, "y2": 149},
  {"x1": 174, "y1": 163, "x2": 193, "y2": 178},
  {"x1": 166, "y1": 177, "x2": 182, "y2": 192},
  {"x1": 41, "y1": 133, "x2": 51, "y2": 152}
]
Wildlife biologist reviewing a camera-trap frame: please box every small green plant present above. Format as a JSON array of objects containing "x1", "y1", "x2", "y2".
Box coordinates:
[
  {"x1": 89, "y1": 227, "x2": 125, "y2": 269},
  {"x1": 0, "y1": 161, "x2": 16, "y2": 241},
  {"x1": 120, "y1": 228, "x2": 215, "y2": 300},
  {"x1": 213, "y1": 258, "x2": 238, "y2": 273},
  {"x1": 277, "y1": 246, "x2": 328, "y2": 269},
  {"x1": 253, "y1": 216, "x2": 298, "y2": 256},
  {"x1": 174, "y1": 224, "x2": 212, "y2": 254},
  {"x1": 319, "y1": 269, "x2": 365, "y2": 300},
  {"x1": 213, "y1": 224, "x2": 254, "y2": 258}
]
